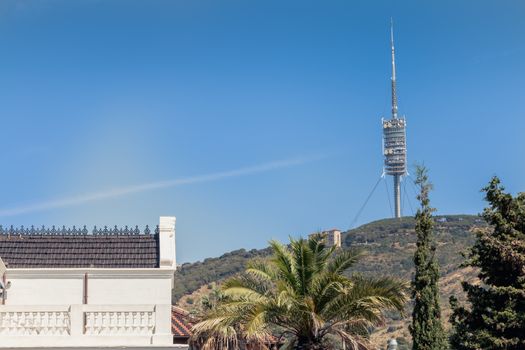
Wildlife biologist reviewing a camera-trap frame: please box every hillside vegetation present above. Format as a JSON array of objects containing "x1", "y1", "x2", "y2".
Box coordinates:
[
  {"x1": 173, "y1": 214, "x2": 485, "y2": 347},
  {"x1": 346, "y1": 214, "x2": 482, "y2": 279},
  {"x1": 174, "y1": 215, "x2": 483, "y2": 301},
  {"x1": 172, "y1": 247, "x2": 271, "y2": 302}
]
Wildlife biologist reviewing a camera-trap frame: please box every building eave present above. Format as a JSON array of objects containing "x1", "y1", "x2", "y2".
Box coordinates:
[{"x1": 5, "y1": 267, "x2": 175, "y2": 279}]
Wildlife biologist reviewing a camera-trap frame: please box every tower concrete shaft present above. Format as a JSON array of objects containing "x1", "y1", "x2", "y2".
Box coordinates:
[{"x1": 394, "y1": 174, "x2": 401, "y2": 218}]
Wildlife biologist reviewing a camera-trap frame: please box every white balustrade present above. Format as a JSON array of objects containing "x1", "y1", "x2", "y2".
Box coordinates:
[
  {"x1": 0, "y1": 306, "x2": 71, "y2": 336},
  {"x1": 84, "y1": 309, "x2": 155, "y2": 335},
  {"x1": 0, "y1": 305, "x2": 158, "y2": 338}
]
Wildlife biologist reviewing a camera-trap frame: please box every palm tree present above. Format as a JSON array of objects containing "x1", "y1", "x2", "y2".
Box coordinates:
[{"x1": 192, "y1": 236, "x2": 408, "y2": 350}]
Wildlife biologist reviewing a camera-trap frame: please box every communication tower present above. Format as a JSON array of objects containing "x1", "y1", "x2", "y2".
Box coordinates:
[{"x1": 382, "y1": 21, "x2": 407, "y2": 218}]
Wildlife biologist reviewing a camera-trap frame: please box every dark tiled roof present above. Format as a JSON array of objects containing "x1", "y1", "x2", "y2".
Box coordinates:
[
  {"x1": 172, "y1": 306, "x2": 193, "y2": 338},
  {"x1": 0, "y1": 234, "x2": 159, "y2": 268}
]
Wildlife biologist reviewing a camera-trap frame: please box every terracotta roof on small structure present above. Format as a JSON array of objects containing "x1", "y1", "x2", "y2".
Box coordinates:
[
  {"x1": 170, "y1": 306, "x2": 284, "y2": 347},
  {"x1": 0, "y1": 225, "x2": 160, "y2": 268},
  {"x1": 172, "y1": 306, "x2": 193, "y2": 338}
]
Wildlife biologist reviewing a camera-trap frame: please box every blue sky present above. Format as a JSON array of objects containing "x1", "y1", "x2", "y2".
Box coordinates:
[{"x1": 0, "y1": 0, "x2": 523, "y2": 262}]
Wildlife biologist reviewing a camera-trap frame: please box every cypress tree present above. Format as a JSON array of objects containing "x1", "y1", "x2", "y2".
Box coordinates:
[
  {"x1": 409, "y1": 166, "x2": 447, "y2": 350},
  {"x1": 450, "y1": 177, "x2": 525, "y2": 349}
]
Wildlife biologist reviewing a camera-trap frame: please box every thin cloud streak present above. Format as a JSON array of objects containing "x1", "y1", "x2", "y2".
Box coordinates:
[{"x1": 0, "y1": 155, "x2": 324, "y2": 217}]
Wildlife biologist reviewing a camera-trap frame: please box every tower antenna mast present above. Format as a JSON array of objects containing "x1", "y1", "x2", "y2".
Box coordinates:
[{"x1": 391, "y1": 18, "x2": 398, "y2": 120}]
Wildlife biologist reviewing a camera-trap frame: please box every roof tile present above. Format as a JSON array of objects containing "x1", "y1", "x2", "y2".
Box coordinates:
[{"x1": 0, "y1": 234, "x2": 159, "y2": 268}]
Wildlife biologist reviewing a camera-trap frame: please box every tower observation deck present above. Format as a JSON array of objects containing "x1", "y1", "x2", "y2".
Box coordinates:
[
  {"x1": 382, "y1": 21, "x2": 407, "y2": 218},
  {"x1": 383, "y1": 118, "x2": 407, "y2": 176}
]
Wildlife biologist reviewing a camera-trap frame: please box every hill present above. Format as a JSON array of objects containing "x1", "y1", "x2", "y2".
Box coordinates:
[
  {"x1": 174, "y1": 214, "x2": 482, "y2": 301},
  {"x1": 344, "y1": 214, "x2": 482, "y2": 279},
  {"x1": 172, "y1": 247, "x2": 272, "y2": 302},
  {"x1": 173, "y1": 214, "x2": 486, "y2": 347}
]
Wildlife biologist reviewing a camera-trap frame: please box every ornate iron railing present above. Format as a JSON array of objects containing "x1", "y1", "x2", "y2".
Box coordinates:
[{"x1": 0, "y1": 225, "x2": 160, "y2": 236}]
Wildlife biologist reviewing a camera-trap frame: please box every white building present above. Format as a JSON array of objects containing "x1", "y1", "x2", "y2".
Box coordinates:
[
  {"x1": 324, "y1": 229, "x2": 342, "y2": 248},
  {"x1": 0, "y1": 216, "x2": 186, "y2": 350},
  {"x1": 308, "y1": 229, "x2": 342, "y2": 248}
]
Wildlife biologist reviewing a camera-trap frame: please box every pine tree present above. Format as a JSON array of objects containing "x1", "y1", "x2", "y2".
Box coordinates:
[
  {"x1": 450, "y1": 177, "x2": 525, "y2": 350},
  {"x1": 409, "y1": 166, "x2": 447, "y2": 350}
]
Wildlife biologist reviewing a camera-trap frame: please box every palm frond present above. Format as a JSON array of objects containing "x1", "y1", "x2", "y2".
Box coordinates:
[
  {"x1": 327, "y1": 249, "x2": 362, "y2": 275},
  {"x1": 308, "y1": 234, "x2": 334, "y2": 273},
  {"x1": 244, "y1": 307, "x2": 270, "y2": 336},
  {"x1": 335, "y1": 327, "x2": 373, "y2": 350},
  {"x1": 351, "y1": 275, "x2": 409, "y2": 312},
  {"x1": 222, "y1": 274, "x2": 271, "y2": 297},
  {"x1": 269, "y1": 239, "x2": 297, "y2": 288},
  {"x1": 246, "y1": 259, "x2": 278, "y2": 283},
  {"x1": 291, "y1": 237, "x2": 316, "y2": 295},
  {"x1": 323, "y1": 275, "x2": 408, "y2": 325},
  {"x1": 311, "y1": 273, "x2": 353, "y2": 312}
]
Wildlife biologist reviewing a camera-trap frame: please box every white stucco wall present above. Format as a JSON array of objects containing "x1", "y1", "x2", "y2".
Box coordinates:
[
  {"x1": 88, "y1": 277, "x2": 171, "y2": 304},
  {"x1": 86, "y1": 273, "x2": 172, "y2": 305},
  {"x1": 6, "y1": 275, "x2": 83, "y2": 305},
  {"x1": 4, "y1": 269, "x2": 173, "y2": 306}
]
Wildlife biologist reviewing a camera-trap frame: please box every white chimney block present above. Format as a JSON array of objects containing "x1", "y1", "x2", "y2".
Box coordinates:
[{"x1": 159, "y1": 216, "x2": 176, "y2": 269}]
